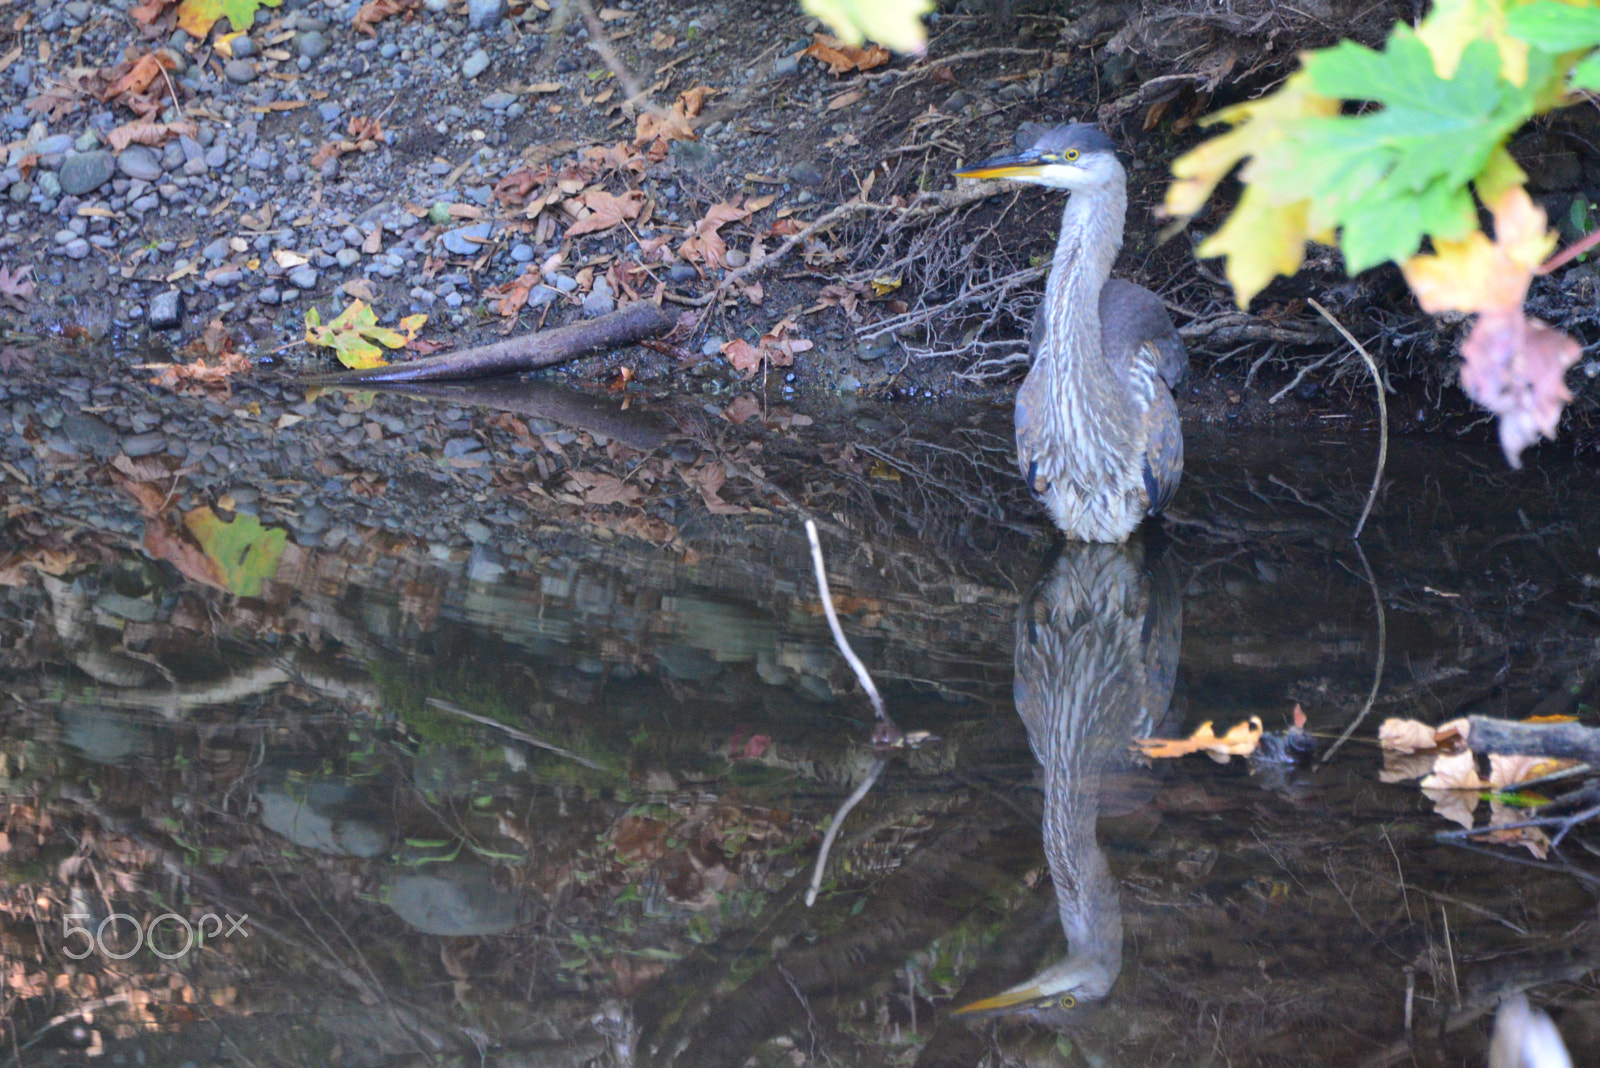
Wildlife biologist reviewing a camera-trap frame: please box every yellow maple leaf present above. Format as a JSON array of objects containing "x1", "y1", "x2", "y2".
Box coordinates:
[
  {"x1": 1401, "y1": 186, "x2": 1554, "y2": 315},
  {"x1": 1164, "y1": 71, "x2": 1339, "y2": 219},
  {"x1": 1415, "y1": 0, "x2": 1529, "y2": 84},
  {"x1": 1133, "y1": 717, "x2": 1263, "y2": 761},
  {"x1": 1196, "y1": 189, "x2": 1322, "y2": 309}
]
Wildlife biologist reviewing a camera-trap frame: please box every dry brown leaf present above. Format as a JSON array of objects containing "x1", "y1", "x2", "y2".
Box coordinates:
[
  {"x1": 565, "y1": 188, "x2": 646, "y2": 237},
  {"x1": 723, "y1": 395, "x2": 761, "y2": 425},
  {"x1": 679, "y1": 201, "x2": 749, "y2": 268},
  {"x1": 141, "y1": 352, "x2": 253, "y2": 396},
  {"x1": 107, "y1": 118, "x2": 197, "y2": 151},
  {"x1": 353, "y1": 0, "x2": 420, "y2": 36},
  {"x1": 566, "y1": 470, "x2": 642, "y2": 507},
  {"x1": 802, "y1": 33, "x2": 891, "y2": 75},
  {"x1": 827, "y1": 89, "x2": 864, "y2": 111},
  {"x1": 680, "y1": 461, "x2": 745, "y2": 515},
  {"x1": 720, "y1": 338, "x2": 761, "y2": 376},
  {"x1": 1133, "y1": 717, "x2": 1263, "y2": 761}
]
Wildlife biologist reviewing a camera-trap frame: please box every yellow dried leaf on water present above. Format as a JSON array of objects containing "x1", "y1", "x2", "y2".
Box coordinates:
[{"x1": 1133, "y1": 717, "x2": 1262, "y2": 762}]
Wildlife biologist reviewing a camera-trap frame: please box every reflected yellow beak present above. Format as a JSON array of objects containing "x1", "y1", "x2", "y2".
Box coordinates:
[
  {"x1": 951, "y1": 983, "x2": 1046, "y2": 1016},
  {"x1": 953, "y1": 151, "x2": 1048, "y2": 181}
]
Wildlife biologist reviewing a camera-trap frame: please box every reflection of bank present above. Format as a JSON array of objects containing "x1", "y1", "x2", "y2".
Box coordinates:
[{"x1": 956, "y1": 541, "x2": 1181, "y2": 1020}]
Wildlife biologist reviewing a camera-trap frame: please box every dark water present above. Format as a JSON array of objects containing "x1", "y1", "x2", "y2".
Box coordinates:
[{"x1": 2, "y1": 415, "x2": 1599, "y2": 1067}]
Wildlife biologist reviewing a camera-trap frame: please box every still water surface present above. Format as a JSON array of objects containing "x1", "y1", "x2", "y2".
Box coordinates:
[{"x1": 2, "y1": 415, "x2": 1598, "y2": 1067}]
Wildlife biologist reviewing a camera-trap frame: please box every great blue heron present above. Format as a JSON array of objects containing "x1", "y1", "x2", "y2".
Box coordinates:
[
  {"x1": 956, "y1": 124, "x2": 1188, "y2": 542},
  {"x1": 953, "y1": 541, "x2": 1181, "y2": 1019}
]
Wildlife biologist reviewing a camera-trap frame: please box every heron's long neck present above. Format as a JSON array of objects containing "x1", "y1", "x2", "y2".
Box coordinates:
[{"x1": 1041, "y1": 176, "x2": 1127, "y2": 400}]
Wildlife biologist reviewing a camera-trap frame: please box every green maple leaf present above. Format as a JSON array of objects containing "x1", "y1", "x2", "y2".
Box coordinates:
[
  {"x1": 184, "y1": 506, "x2": 286, "y2": 597},
  {"x1": 177, "y1": 0, "x2": 282, "y2": 37},
  {"x1": 1505, "y1": 1, "x2": 1600, "y2": 51},
  {"x1": 1277, "y1": 30, "x2": 1543, "y2": 271},
  {"x1": 304, "y1": 300, "x2": 427, "y2": 370}
]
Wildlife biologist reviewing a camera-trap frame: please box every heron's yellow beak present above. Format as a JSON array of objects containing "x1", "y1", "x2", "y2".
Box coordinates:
[
  {"x1": 953, "y1": 151, "x2": 1048, "y2": 181},
  {"x1": 951, "y1": 983, "x2": 1047, "y2": 1016}
]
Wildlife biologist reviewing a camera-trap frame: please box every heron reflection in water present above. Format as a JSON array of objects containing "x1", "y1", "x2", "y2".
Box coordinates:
[
  {"x1": 955, "y1": 540, "x2": 1182, "y2": 1020},
  {"x1": 956, "y1": 124, "x2": 1188, "y2": 543}
]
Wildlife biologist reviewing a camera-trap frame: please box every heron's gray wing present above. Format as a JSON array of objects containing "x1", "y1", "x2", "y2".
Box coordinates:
[
  {"x1": 1099, "y1": 279, "x2": 1189, "y2": 391},
  {"x1": 1142, "y1": 373, "x2": 1183, "y2": 517}
]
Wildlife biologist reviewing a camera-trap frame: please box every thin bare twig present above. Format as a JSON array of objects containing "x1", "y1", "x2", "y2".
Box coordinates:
[
  {"x1": 572, "y1": 0, "x2": 668, "y2": 121},
  {"x1": 805, "y1": 520, "x2": 886, "y2": 721},
  {"x1": 805, "y1": 758, "x2": 886, "y2": 907},
  {"x1": 1309, "y1": 298, "x2": 1387, "y2": 539},
  {"x1": 1320, "y1": 539, "x2": 1386, "y2": 764}
]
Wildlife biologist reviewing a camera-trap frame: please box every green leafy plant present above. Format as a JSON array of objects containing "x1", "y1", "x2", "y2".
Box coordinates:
[{"x1": 1165, "y1": 0, "x2": 1600, "y2": 466}]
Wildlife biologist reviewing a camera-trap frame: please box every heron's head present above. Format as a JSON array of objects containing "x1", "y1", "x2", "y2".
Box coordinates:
[
  {"x1": 954, "y1": 123, "x2": 1121, "y2": 192},
  {"x1": 950, "y1": 953, "x2": 1112, "y2": 1020}
]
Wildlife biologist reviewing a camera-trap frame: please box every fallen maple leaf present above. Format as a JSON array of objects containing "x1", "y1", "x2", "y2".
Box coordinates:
[
  {"x1": 0, "y1": 264, "x2": 36, "y2": 310},
  {"x1": 141, "y1": 351, "x2": 253, "y2": 396},
  {"x1": 177, "y1": 0, "x2": 284, "y2": 38},
  {"x1": 304, "y1": 299, "x2": 427, "y2": 369},
  {"x1": 353, "y1": 0, "x2": 419, "y2": 35},
  {"x1": 723, "y1": 395, "x2": 761, "y2": 425},
  {"x1": 634, "y1": 85, "x2": 715, "y2": 156},
  {"x1": 565, "y1": 188, "x2": 646, "y2": 237},
  {"x1": 1133, "y1": 717, "x2": 1264, "y2": 762},
  {"x1": 679, "y1": 201, "x2": 750, "y2": 268},
  {"x1": 679, "y1": 461, "x2": 745, "y2": 515},
  {"x1": 801, "y1": 33, "x2": 892, "y2": 75},
  {"x1": 566, "y1": 470, "x2": 642, "y2": 507}
]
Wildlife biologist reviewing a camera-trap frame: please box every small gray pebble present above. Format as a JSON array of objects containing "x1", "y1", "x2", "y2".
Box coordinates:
[
  {"x1": 230, "y1": 35, "x2": 257, "y2": 58},
  {"x1": 223, "y1": 59, "x2": 258, "y2": 84},
  {"x1": 462, "y1": 49, "x2": 491, "y2": 79},
  {"x1": 509, "y1": 243, "x2": 535, "y2": 263},
  {"x1": 335, "y1": 247, "x2": 361, "y2": 268},
  {"x1": 288, "y1": 265, "x2": 318, "y2": 289},
  {"x1": 116, "y1": 146, "x2": 163, "y2": 182},
  {"x1": 62, "y1": 238, "x2": 90, "y2": 260},
  {"x1": 439, "y1": 221, "x2": 492, "y2": 256},
  {"x1": 149, "y1": 289, "x2": 182, "y2": 329},
  {"x1": 297, "y1": 31, "x2": 329, "y2": 60}
]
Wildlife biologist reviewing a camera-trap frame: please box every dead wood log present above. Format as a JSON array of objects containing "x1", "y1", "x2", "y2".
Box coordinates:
[
  {"x1": 1467, "y1": 715, "x2": 1600, "y2": 763},
  {"x1": 300, "y1": 301, "x2": 675, "y2": 386}
]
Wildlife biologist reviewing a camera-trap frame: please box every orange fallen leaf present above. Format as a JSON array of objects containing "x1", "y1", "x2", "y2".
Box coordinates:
[
  {"x1": 802, "y1": 33, "x2": 891, "y2": 75},
  {"x1": 1133, "y1": 717, "x2": 1263, "y2": 762}
]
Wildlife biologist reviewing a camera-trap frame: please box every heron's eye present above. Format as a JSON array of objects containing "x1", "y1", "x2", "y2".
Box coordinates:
[
  {"x1": 1058, "y1": 995, "x2": 1076, "y2": 1009},
  {"x1": 1064, "y1": 149, "x2": 1079, "y2": 161}
]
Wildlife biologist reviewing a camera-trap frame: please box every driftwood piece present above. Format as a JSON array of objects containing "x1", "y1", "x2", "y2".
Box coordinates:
[
  {"x1": 301, "y1": 302, "x2": 676, "y2": 386},
  {"x1": 1467, "y1": 715, "x2": 1600, "y2": 763}
]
